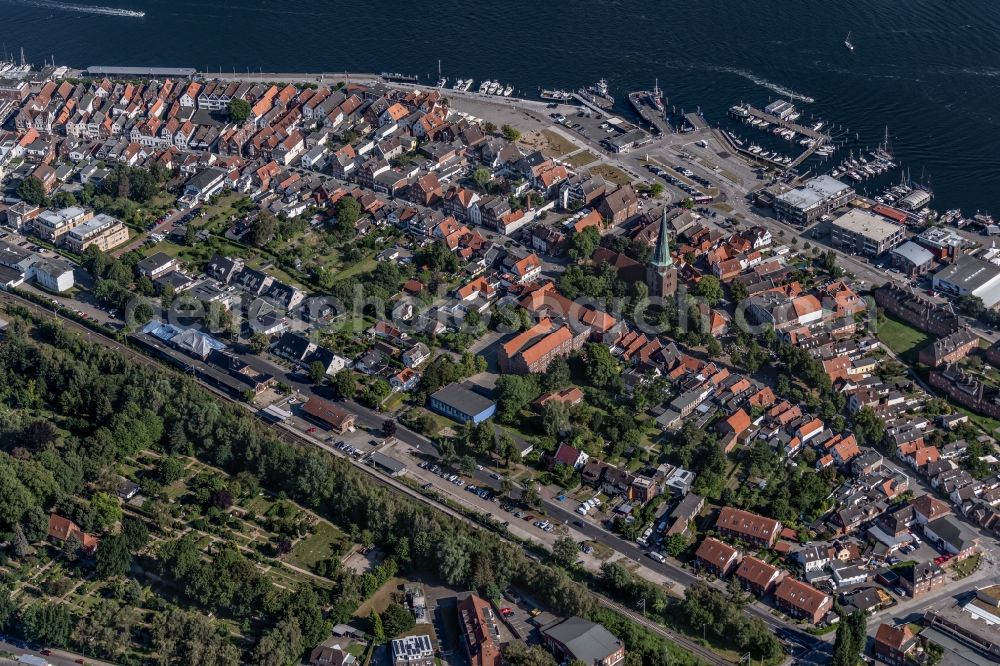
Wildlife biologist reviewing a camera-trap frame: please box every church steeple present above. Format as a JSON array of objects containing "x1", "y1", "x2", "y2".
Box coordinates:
[{"x1": 650, "y1": 207, "x2": 673, "y2": 268}]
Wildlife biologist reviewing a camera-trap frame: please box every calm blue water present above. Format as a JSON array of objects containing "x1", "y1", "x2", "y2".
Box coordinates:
[{"x1": 3, "y1": 0, "x2": 1000, "y2": 212}]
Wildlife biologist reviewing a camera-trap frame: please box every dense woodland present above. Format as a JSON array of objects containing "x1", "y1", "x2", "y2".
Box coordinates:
[{"x1": 0, "y1": 308, "x2": 703, "y2": 665}]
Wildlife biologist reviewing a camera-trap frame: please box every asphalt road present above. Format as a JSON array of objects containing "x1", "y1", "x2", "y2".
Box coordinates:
[{"x1": 0, "y1": 637, "x2": 116, "y2": 666}]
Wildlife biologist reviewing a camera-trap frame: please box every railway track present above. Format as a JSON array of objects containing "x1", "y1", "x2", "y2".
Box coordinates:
[{"x1": 0, "y1": 290, "x2": 733, "y2": 665}]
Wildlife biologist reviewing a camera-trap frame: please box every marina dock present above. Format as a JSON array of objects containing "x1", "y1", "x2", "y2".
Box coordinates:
[{"x1": 743, "y1": 104, "x2": 829, "y2": 141}]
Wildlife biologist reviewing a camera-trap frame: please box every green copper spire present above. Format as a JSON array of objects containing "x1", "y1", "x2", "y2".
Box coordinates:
[{"x1": 650, "y1": 207, "x2": 673, "y2": 268}]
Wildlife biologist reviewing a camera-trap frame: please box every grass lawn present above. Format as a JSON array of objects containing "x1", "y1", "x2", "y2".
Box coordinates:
[
  {"x1": 353, "y1": 576, "x2": 405, "y2": 618},
  {"x1": 563, "y1": 150, "x2": 599, "y2": 167},
  {"x1": 589, "y1": 163, "x2": 633, "y2": 186},
  {"x1": 287, "y1": 521, "x2": 347, "y2": 571},
  {"x1": 331, "y1": 256, "x2": 378, "y2": 283},
  {"x1": 877, "y1": 314, "x2": 932, "y2": 364},
  {"x1": 952, "y1": 405, "x2": 1000, "y2": 436},
  {"x1": 540, "y1": 129, "x2": 578, "y2": 157},
  {"x1": 382, "y1": 392, "x2": 409, "y2": 413},
  {"x1": 951, "y1": 552, "x2": 981, "y2": 579}
]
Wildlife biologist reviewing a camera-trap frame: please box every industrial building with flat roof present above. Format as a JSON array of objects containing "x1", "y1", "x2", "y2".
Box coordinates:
[
  {"x1": 932, "y1": 254, "x2": 1000, "y2": 308},
  {"x1": 890, "y1": 241, "x2": 935, "y2": 276},
  {"x1": 429, "y1": 383, "x2": 496, "y2": 424},
  {"x1": 830, "y1": 209, "x2": 905, "y2": 256},
  {"x1": 774, "y1": 175, "x2": 853, "y2": 225}
]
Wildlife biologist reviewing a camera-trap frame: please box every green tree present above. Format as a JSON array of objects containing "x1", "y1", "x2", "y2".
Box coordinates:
[
  {"x1": 925, "y1": 642, "x2": 944, "y2": 666},
  {"x1": 336, "y1": 196, "x2": 362, "y2": 228},
  {"x1": 832, "y1": 620, "x2": 853, "y2": 666},
  {"x1": 228, "y1": 98, "x2": 252, "y2": 123},
  {"x1": 854, "y1": 406, "x2": 885, "y2": 447},
  {"x1": 122, "y1": 517, "x2": 150, "y2": 552},
  {"x1": 22, "y1": 602, "x2": 72, "y2": 647},
  {"x1": 251, "y1": 615, "x2": 302, "y2": 666},
  {"x1": 729, "y1": 279, "x2": 749, "y2": 303},
  {"x1": 502, "y1": 642, "x2": 558, "y2": 666},
  {"x1": 0, "y1": 586, "x2": 15, "y2": 631},
  {"x1": 72, "y1": 599, "x2": 134, "y2": 661},
  {"x1": 247, "y1": 212, "x2": 278, "y2": 247},
  {"x1": 501, "y1": 124, "x2": 521, "y2": 142},
  {"x1": 308, "y1": 360, "x2": 327, "y2": 385},
  {"x1": 159, "y1": 456, "x2": 186, "y2": 484},
  {"x1": 583, "y1": 343, "x2": 621, "y2": 390},
  {"x1": 380, "y1": 602, "x2": 415, "y2": 637},
  {"x1": 568, "y1": 226, "x2": 601, "y2": 261},
  {"x1": 95, "y1": 534, "x2": 132, "y2": 578},
  {"x1": 90, "y1": 491, "x2": 123, "y2": 531},
  {"x1": 17, "y1": 176, "x2": 49, "y2": 206},
  {"x1": 473, "y1": 167, "x2": 493, "y2": 190},
  {"x1": 333, "y1": 370, "x2": 357, "y2": 399},
  {"x1": 249, "y1": 332, "x2": 270, "y2": 354},
  {"x1": 370, "y1": 608, "x2": 385, "y2": 643},
  {"x1": 551, "y1": 536, "x2": 578, "y2": 567},
  {"x1": 494, "y1": 375, "x2": 540, "y2": 422},
  {"x1": 663, "y1": 533, "x2": 688, "y2": 558},
  {"x1": 696, "y1": 276, "x2": 724, "y2": 306}
]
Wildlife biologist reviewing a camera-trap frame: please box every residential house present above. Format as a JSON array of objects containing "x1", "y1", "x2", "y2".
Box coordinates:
[
  {"x1": 694, "y1": 537, "x2": 741, "y2": 578},
  {"x1": 47, "y1": 514, "x2": 99, "y2": 554},
  {"x1": 715, "y1": 507, "x2": 781, "y2": 547},
  {"x1": 597, "y1": 185, "x2": 639, "y2": 226},
  {"x1": 734, "y1": 556, "x2": 783, "y2": 596},
  {"x1": 774, "y1": 578, "x2": 832, "y2": 625},
  {"x1": 456, "y1": 593, "x2": 502, "y2": 666},
  {"x1": 873, "y1": 624, "x2": 917, "y2": 666},
  {"x1": 898, "y1": 561, "x2": 946, "y2": 598}
]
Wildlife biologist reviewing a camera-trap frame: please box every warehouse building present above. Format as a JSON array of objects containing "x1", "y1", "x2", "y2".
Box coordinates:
[{"x1": 933, "y1": 254, "x2": 1000, "y2": 308}]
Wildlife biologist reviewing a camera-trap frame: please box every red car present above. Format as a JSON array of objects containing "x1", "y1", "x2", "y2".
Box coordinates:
[
  {"x1": 523, "y1": 515, "x2": 535, "y2": 521},
  {"x1": 500, "y1": 607, "x2": 513, "y2": 616},
  {"x1": 307, "y1": 427, "x2": 317, "y2": 433}
]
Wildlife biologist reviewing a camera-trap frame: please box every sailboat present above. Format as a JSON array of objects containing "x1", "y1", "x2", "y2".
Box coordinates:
[
  {"x1": 436, "y1": 60, "x2": 447, "y2": 88},
  {"x1": 844, "y1": 31, "x2": 854, "y2": 51}
]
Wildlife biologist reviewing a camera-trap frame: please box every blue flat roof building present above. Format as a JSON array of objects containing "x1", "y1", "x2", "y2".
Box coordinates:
[{"x1": 430, "y1": 383, "x2": 496, "y2": 424}]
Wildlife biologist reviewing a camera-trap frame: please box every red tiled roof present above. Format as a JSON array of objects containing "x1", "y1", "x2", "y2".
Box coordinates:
[
  {"x1": 774, "y1": 578, "x2": 830, "y2": 615},
  {"x1": 695, "y1": 537, "x2": 739, "y2": 569},
  {"x1": 716, "y1": 507, "x2": 781, "y2": 542},
  {"x1": 875, "y1": 623, "x2": 914, "y2": 651},
  {"x1": 302, "y1": 398, "x2": 355, "y2": 430},
  {"x1": 735, "y1": 555, "x2": 781, "y2": 588}
]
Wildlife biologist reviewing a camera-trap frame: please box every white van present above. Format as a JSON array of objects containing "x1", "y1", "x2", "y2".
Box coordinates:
[{"x1": 648, "y1": 551, "x2": 666, "y2": 563}]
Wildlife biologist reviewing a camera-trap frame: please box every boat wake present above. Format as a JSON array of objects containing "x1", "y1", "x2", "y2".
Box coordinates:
[
  {"x1": 710, "y1": 65, "x2": 815, "y2": 103},
  {"x1": 6, "y1": 0, "x2": 145, "y2": 17}
]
